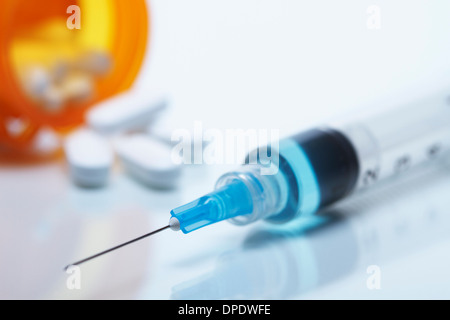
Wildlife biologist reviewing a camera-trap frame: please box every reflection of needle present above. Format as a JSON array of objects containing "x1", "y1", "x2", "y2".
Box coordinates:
[{"x1": 64, "y1": 225, "x2": 170, "y2": 270}]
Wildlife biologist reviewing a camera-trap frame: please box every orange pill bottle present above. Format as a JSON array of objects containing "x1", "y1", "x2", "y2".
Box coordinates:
[{"x1": 0, "y1": 0, "x2": 149, "y2": 158}]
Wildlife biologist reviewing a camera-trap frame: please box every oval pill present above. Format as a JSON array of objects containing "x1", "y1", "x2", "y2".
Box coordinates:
[
  {"x1": 114, "y1": 134, "x2": 182, "y2": 189},
  {"x1": 87, "y1": 91, "x2": 168, "y2": 135}
]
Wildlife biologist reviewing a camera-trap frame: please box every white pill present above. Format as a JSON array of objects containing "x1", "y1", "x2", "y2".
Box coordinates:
[
  {"x1": 22, "y1": 66, "x2": 51, "y2": 97},
  {"x1": 50, "y1": 60, "x2": 70, "y2": 84},
  {"x1": 32, "y1": 127, "x2": 61, "y2": 156},
  {"x1": 114, "y1": 134, "x2": 182, "y2": 189},
  {"x1": 5, "y1": 117, "x2": 27, "y2": 138},
  {"x1": 64, "y1": 128, "x2": 113, "y2": 188},
  {"x1": 60, "y1": 74, "x2": 94, "y2": 103},
  {"x1": 41, "y1": 86, "x2": 64, "y2": 112},
  {"x1": 76, "y1": 51, "x2": 113, "y2": 76},
  {"x1": 87, "y1": 90, "x2": 168, "y2": 135}
]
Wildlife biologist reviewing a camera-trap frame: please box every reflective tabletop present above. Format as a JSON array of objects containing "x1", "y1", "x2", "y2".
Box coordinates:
[{"x1": 2, "y1": 158, "x2": 450, "y2": 299}]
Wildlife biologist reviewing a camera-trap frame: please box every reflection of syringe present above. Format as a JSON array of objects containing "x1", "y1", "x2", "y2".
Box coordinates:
[
  {"x1": 66, "y1": 89, "x2": 450, "y2": 268},
  {"x1": 171, "y1": 162, "x2": 450, "y2": 299}
]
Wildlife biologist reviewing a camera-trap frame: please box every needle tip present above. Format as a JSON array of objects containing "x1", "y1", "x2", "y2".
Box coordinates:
[
  {"x1": 64, "y1": 264, "x2": 75, "y2": 272},
  {"x1": 63, "y1": 224, "x2": 171, "y2": 271}
]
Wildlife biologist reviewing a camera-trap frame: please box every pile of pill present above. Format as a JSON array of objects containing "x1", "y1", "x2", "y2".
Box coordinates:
[
  {"x1": 64, "y1": 90, "x2": 187, "y2": 189},
  {"x1": 15, "y1": 49, "x2": 195, "y2": 189},
  {"x1": 19, "y1": 50, "x2": 112, "y2": 113}
]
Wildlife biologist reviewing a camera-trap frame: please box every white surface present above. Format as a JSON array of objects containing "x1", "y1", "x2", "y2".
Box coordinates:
[{"x1": 2, "y1": 0, "x2": 450, "y2": 299}]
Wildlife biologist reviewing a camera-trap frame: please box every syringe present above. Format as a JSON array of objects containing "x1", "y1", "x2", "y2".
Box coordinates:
[
  {"x1": 66, "y1": 89, "x2": 450, "y2": 268},
  {"x1": 169, "y1": 89, "x2": 450, "y2": 233}
]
